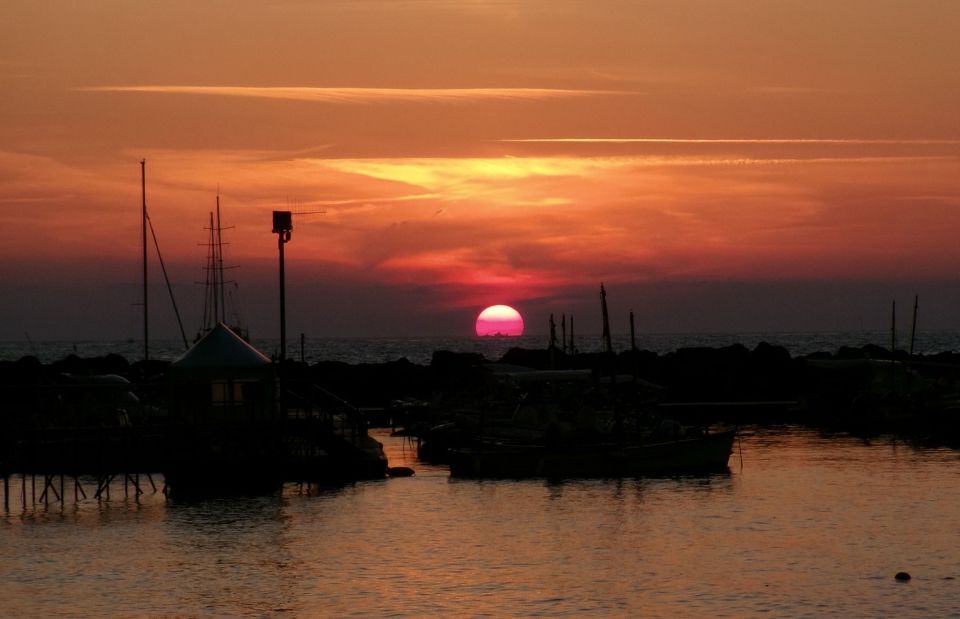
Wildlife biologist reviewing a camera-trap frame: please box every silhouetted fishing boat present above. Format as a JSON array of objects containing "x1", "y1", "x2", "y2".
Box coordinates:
[{"x1": 447, "y1": 427, "x2": 736, "y2": 478}]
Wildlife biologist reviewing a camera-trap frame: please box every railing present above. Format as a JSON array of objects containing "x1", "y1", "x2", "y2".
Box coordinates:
[{"x1": 282, "y1": 381, "x2": 367, "y2": 445}]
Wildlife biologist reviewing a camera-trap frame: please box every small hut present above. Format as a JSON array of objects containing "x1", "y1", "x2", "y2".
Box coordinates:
[
  {"x1": 163, "y1": 323, "x2": 283, "y2": 495},
  {"x1": 167, "y1": 323, "x2": 278, "y2": 425}
]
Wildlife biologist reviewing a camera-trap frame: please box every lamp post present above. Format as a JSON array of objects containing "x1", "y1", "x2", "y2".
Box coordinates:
[{"x1": 272, "y1": 211, "x2": 293, "y2": 362}]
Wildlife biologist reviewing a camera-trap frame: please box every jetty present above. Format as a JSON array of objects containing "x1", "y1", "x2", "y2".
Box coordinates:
[{"x1": 0, "y1": 323, "x2": 386, "y2": 507}]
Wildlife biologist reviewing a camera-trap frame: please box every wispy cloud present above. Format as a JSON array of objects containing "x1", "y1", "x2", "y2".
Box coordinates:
[
  {"x1": 319, "y1": 155, "x2": 960, "y2": 196},
  {"x1": 499, "y1": 138, "x2": 960, "y2": 145},
  {"x1": 746, "y1": 86, "x2": 831, "y2": 95},
  {"x1": 83, "y1": 85, "x2": 624, "y2": 104}
]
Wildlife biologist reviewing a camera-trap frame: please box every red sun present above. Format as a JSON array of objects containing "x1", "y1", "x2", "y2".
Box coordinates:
[{"x1": 475, "y1": 305, "x2": 525, "y2": 337}]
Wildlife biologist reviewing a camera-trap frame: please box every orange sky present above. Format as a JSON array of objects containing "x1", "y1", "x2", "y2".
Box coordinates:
[{"x1": 1, "y1": 1, "x2": 959, "y2": 340}]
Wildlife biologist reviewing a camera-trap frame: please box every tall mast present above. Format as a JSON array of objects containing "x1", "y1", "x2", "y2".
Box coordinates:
[
  {"x1": 601, "y1": 283, "x2": 612, "y2": 354},
  {"x1": 204, "y1": 211, "x2": 217, "y2": 331},
  {"x1": 141, "y1": 159, "x2": 149, "y2": 361},
  {"x1": 909, "y1": 294, "x2": 919, "y2": 356},
  {"x1": 216, "y1": 192, "x2": 226, "y2": 323}
]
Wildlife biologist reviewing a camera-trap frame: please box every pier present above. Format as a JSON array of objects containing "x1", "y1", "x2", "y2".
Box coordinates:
[{"x1": 0, "y1": 325, "x2": 387, "y2": 508}]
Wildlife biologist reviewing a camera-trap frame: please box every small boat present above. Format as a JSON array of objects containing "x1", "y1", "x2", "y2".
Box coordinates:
[{"x1": 447, "y1": 427, "x2": 736, "y2": 478}]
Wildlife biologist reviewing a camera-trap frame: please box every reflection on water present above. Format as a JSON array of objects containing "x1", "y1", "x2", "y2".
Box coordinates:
[{"x1": 2, "y1": 427, "x2": 960, "y2": 617}]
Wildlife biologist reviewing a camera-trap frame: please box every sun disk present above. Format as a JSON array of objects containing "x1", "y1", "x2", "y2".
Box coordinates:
[{"x1": 475, "y1": 305, "x2": 524, "y2": 337}]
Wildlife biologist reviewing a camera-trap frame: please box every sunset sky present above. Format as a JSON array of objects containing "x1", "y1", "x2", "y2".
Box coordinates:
[{"x1": 2, "y1": 1, "x2": 959, "y2": 342}]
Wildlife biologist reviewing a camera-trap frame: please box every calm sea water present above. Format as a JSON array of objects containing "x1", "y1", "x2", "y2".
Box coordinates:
[
  {"x1": 2, "y1": 427, "x2": 959, "y2": 617},
  {"x1": 4, "y1": 330, "x2": 960, "y2": 365}
]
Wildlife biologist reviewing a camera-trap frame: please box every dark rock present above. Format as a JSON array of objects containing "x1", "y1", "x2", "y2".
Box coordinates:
[{"x1": 387, "y1": 466, "x2": 415, "y2": 477}]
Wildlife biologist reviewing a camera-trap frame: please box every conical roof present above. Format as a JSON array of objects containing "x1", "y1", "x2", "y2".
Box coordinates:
[{"x1": 172, "y1": 322, "x2": 271, "y2": 371}]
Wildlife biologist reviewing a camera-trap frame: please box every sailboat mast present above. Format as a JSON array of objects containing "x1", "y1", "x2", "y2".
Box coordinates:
[
  {"x1": 909, "y1": 294, "x2": 919, "y2": 356},
  {"x1": 141, "y1": 159, "x2": 149, "y2": 361},
  {"x1": 205, "y1": 211, "x2": 217, "y2": 331},
  {"x1": 216, "y1": 193, "x2": 226, "y2": 323},
  {"x1": 600, "y1": 283, "x2": 612, "y2": 354}
]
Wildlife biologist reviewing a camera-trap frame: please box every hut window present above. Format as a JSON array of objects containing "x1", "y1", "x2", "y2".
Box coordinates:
[
  {"x1": 212, "y1": 380, "x2": 248, "y2": 405},
  {"x1": 212, "y1": 381, "x2": 230, "y2": 404}
]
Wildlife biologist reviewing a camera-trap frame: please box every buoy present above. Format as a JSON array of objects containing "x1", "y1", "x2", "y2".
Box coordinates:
[
  {"x1": 387, "y1": 466, "x2": 415, "y2": 478},
  {"x1": 895, "y1": 572, "x2": 912, "y2": 581}
]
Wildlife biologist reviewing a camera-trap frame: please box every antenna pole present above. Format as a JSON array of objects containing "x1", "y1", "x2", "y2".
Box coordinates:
[
  {"x1": 141, "y1": 159, "x2": 149, "y2": 362},
  {"x1": 273, "y1": 211, "x2": 293, "y2": 362}
]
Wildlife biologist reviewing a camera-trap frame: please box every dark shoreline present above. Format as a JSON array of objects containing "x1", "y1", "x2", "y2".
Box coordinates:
[{"x1": 4, "y1": 342, "x2": 960, "y2": 441}]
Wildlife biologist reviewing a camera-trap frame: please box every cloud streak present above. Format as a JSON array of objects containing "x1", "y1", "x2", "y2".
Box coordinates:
[
  {"x1": 499, "y1": 138, "x2": 960, "y2": 145},
  {"x1": 83, "y1": 85, "x2": 624, "y2": 104}
]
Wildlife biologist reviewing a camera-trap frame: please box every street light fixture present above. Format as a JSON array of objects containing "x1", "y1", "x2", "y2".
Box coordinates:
[{"x1": 272, "y1": 211, "x2": 292, "y2": 362}]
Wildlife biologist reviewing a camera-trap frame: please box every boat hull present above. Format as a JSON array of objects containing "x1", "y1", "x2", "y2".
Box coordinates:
[{"x1": 448, "y1": 429, "x2": 736, "y2": 479}]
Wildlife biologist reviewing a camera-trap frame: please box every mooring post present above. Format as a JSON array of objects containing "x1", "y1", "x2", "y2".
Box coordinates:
[{"x1": 3, "y1": 475, "x2": 8, "y2": 512}]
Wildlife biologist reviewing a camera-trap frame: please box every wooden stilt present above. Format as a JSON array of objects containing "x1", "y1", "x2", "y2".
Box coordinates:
[
  {"x1": 95, "y1": 475, "x2": 115, "y2": 500},
  {"x1": 125, "y1": 474, "x2": 142, "y2": 496},
  {"x1": 39, "y1": 475, "x2": 60, "y2": 503}
]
